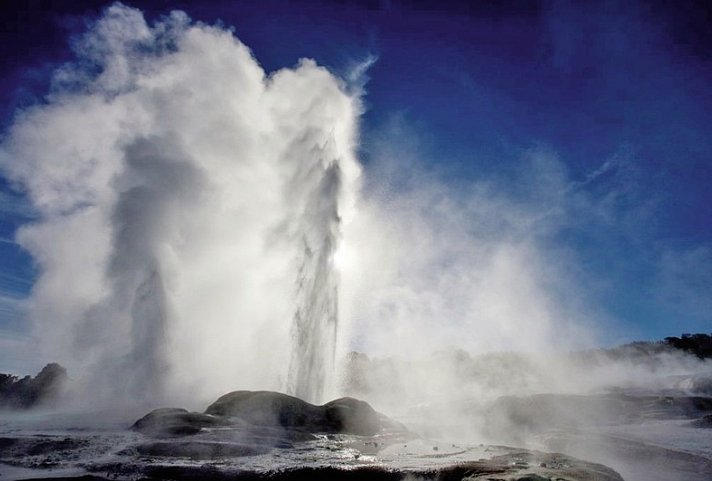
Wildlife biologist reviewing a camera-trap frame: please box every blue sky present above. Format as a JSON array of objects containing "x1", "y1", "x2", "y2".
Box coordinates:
[{"x1": 0, "y1": 0, "x2": 711, "y2": 369}]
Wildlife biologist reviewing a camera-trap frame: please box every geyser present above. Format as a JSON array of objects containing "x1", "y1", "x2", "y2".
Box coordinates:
[
  {"x1": 0, "y1": 3, "x2": 360, "y2": 405},
  {"x1": 0, "y1": 5, "x2": 631, "y2": 414},
  {"x1": 285, "y1": 157, "x2": 343, "y2": 403}
]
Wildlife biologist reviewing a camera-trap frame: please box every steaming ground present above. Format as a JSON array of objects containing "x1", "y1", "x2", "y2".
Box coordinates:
[
  {"x1": 338, "y1": 345, "x2": 712, "y2": 481},
  {"x1": 1, "y1": 346, "x2": 710, "y2": 480}
]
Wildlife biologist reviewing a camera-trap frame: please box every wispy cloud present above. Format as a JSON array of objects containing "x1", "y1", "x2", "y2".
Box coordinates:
[{"x1": 344, "y1": 53, "x2": 378, "y2": 95}]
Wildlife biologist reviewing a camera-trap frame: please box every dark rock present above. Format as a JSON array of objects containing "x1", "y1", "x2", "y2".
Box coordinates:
[
  {"x1": 233, "y1": 425, "x2": 317, "y2": 443},
  {"x1": 133, "y1": 440, "x2": 270, "y2": 459},
  {"x1": 141, "y1": 465, "x2": 413, "y2": 481},
  {"x1": 125, "y1": 450, "x2": 624, "y2": 481},
  {"x1": 0, "y1": 436, "x2": 91, "y2": 462},
  {"x1": 206, "y1": 391, "x2": 323, "y2": 427},
  {"x1": 691, "y1": 375, "x2": 712, "y2": 396},
  {"x1": 125, "y1": 421, "x2": 316, "y2": 458},
  {"x1": 204, "y1": 390, "x2": 395, "y2": 436},
  {"x1": 132, "y1": 407, "x2": 231, "y2": 437},
  {"x1": 691, "y1": 414, "x2": 712, "y2": 428},
  {"x1": 5, "y1": 477, "x2": 111, "y2": 481},
  {"x1": 322, "y1": 397, "x2": 383, "y2": 435},
  {"x1": 131, "y1": 390, "x2": 399, "y2": 458},
  {"x1": 0, "y1": 436, "x2": 19, "y2": 449}
]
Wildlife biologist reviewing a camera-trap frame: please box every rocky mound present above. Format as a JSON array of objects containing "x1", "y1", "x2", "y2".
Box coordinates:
[
  {"x1": 132, "y1": 408, "x2": 233, "y2": 437},
  {"x1": 133, "y1": 390, "x2": 403, "y2": 439},
  {"x1": 205, "y1": 391, "x2": 391, "y2": 436}
]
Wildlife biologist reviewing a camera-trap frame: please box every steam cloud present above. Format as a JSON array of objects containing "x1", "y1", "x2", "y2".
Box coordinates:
[
  {"x1": 1, "y1": 4, "x2": 708, "y2": 420},
  {"x1": 0, "y1": 3, "x2": 642, "y2": 407},
  {"x1": 0, "y1": 4, "x2": 360, "y2": 406}
]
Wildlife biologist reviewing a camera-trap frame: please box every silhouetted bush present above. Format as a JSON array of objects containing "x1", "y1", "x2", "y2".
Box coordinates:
[
  {"x1": 665, "y1": 333, "x2": 712, "y2": 359},
  {"x1": 0, "y1": 363, "x2": 67, "y2": 409}
]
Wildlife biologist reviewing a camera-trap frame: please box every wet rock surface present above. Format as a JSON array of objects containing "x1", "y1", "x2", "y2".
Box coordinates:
[
  {"x1": 204, "y1": 390, "x2": 399, "y2": 436},
  {"x1": 691, "y1": 413, "x2": 712, "y2": 428},
  {"x1": 0, "y1": 432, "x2": 624, "y2": 481},
  {"x1": 535, "y1": 430, "x2": 712, "y2": 481},
  {"x1": 484, "y1": 390, "x2": 712, "y2": 481},
  {"x1": 126, "y1": 391, "x2": 409, "y2": 462},
  {"x1": 0, "y1": 390, "x2": 624, "y2": 481},
  {"x1": 0, "y1": 433, "x2": 124, "y2": 472},
  {"x1": 132, "y1": 390, "x2": 404, "y2": 442},
  {"x1": 132, "y1": 408, "x2": 233, "y2": 437}
]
